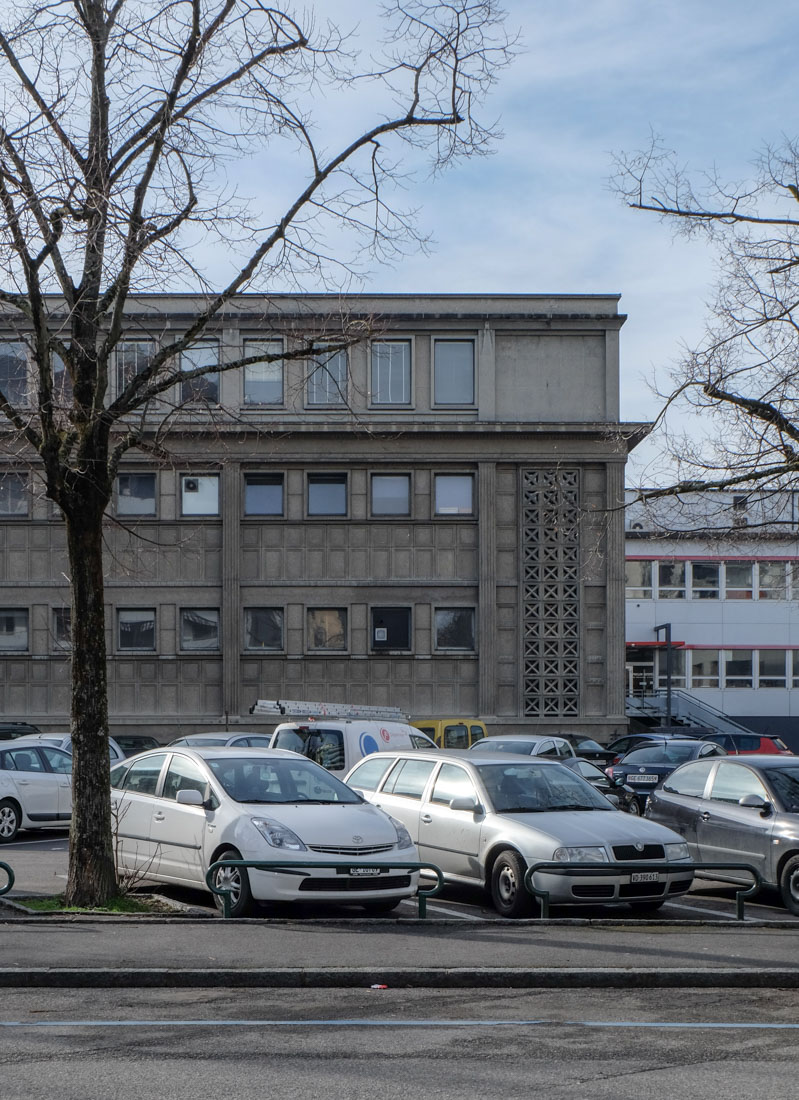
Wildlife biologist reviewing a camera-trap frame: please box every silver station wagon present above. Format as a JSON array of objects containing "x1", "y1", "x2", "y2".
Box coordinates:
[{"x1": 345, "y1": 749, "x2": 693, "y2": 917}]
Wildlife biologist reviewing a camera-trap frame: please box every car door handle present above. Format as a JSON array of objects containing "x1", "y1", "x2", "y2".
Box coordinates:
[
  {"x1": 421, "y1": 814, "x2": 432, "y2": 824},
  {"x1": 700, "y1": 811, "x2": 711, "y2": 821},
  {"x1": 153, "y1": 812, "x2": 165, "y2": 822}
]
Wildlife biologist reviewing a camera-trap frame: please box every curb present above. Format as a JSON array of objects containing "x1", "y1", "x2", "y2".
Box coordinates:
[{"x1": 1, "y1": 966, "x2": 798, "y2": 989}]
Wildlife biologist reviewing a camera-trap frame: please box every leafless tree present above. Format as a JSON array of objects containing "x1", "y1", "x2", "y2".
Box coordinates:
[
  {"x1": 613, "y1": 134, "x2": 799, "y2": 523},
  {"x1": 0, "y1": 0, "x2": 515, "y2": 905}
]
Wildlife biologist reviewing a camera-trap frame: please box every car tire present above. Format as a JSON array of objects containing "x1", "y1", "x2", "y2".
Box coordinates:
[
  {"x1": 490, "y1": 849, "x2": 535, "y2": 918},
  {"x1": 211, "y1": 848, "x2": 255, "y2": 917},
  {"x1": 627, "y1": 899, "x2": 666, "y2": 914},
  {"x1": 0, "y1": 800, "x2": 21, "y2": 843},
  {"x1": 625, "y1": 799, "x2": 641, "y2": 816},
  {"x1": 361, "y1": 898, "x2": 402, "y2": 915},
  {"x1": 779, "y1": 854, "x2": 799, "y2": 916}
]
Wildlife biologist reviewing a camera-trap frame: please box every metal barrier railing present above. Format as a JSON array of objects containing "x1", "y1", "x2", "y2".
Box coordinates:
[
  {"x1": 206, "y1": 859, "x2": 444, "y2": 919},
  {"x1": 524, "y1": 860, "x2": 763, "y2": 920},
  {"x1": 0, "y1": 861, "x2": 14, "y2": 896}
]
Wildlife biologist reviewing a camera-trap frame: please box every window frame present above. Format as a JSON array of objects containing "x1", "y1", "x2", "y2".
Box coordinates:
[
  {"x1": 723, "y1": 649, "x2": 754, "y2": 689},
  {"x1": 370, "y1": 606, "x2": 412, "y2": 652},
  {"x1": 117, "y1": 608, "x2": 157, "y2": 653},
  {"x1": 691, "y1": 649, "x2": 720, "y2": 689},
  {"x1": 179, "y1": 607, "x2": 221, "y2": 652},
  {"x1": 243, "y1": 607, "x2": 285, "y2": 652},
  {"x1": 370, "y1": 473, "x2": 411, "y2": 517},
  {"x1": 306, "y1": 347, "x2": 348, "y2": 406},
  {"x1": 370, "y1": 339, "x2": 412, "y2": 406},
  {"x1": 307, "y1": 473, "x2": 348, "y2": 517},
  {"x1": 116, "y1": 471, "x2": 157, "y2": 517},
  {"x1": 625, "y1": 560, "x2": 653, "y2": 599},
  {"x1": 114, "y1": 339, "x2": 155, "y2": 397},
  {"x1": 691, "y1": 561, "x2": 720, "y2": 600},
  {"x1": 432, "y1": 337, "x2": 476, "y2": 406},
  {"x1": 0, "y1": 472, "x2": 28, "y2": 518},
  {"x1": 0, "y1": 341, "x2": 29, "y2": 406},
  {"x1": 243, "y1": 473, "x2": 284, "y2": 517},
  {"x1": 306, "y1": 607, "x2": 348, "y2": 652},
  {"x1": 180, "y1": 473, "x2": 220, "y2": 516},
  {"x1": 52, "y1": 607, "x2": 71, "y2": 651},
  {"x1": 242, "y1": 338, "x2": 284, "y2": 406},
  {"x1": 434, "y1": 473, "x2": 475, "y2": 517},
  {"x1": 758, "y1": 649, "x2": 787, "y2": 688},
  {"x1": 434, "y1": 607, "x2": 476, "y2": 652},
  {"x1": 179, "y1": 340, "x2": 220, "y2": 405},
  {"x1": 0, "y1": 608, "x2": 29, "y2": 653}
]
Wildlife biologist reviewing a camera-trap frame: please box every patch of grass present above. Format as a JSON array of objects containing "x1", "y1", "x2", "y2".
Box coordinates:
[{"x1": 13, "y1": 894, "x2": 169, "y2": 914}]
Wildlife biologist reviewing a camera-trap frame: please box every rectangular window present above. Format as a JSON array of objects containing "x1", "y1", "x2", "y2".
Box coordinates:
[
  {"x1": 371, "y1": 607, "x2": 411, "y2": 651},
  {"x1": 759, "y1": 649, "x2": 787, "y2": 688},
  {"x1": 244, "y1": 474, "x2": 283, "y2": 516},
  {"x1": 243, "y1": 339, "x2": 283, "y2": 404},
  {"x1": 371, "y1": 474, "x2": 410, "y2": 516},
  {"x1": 691, "y1": 561, "x2": 719, "y2": 599},
  {"x1": 0, "y1": 472, "x2": 28, "y2": 517},
  {"x1": 725, "y1": 561, "x2": 753, "y2": 599},
  {"x1": 434, "y1": 339, "x2": 475, "y2": 405},
  {"x1": 656, "y1": 647, "x2": 685, "y2": 689},
  {"x1": 625, "y1": 561, "x2": 652, "y2": 599},
  {"x1": 435, "y1": 608, "x2": 475, "y2": 651},
  {"x1": 657, "y1": 560, "x2": 685, "y2": 599},
  {"x1": 180, "y1": 608, "x2": 220, "y2": 651},
  {"x1": 307, "y1": 607, "x2": 347, "y2": 651},
  {"x1": 308, "y1": 473, "x2": 347, "y2": 516},
  {"x1": 181, "y1": 474, "x2": 219, "y2": 516},
  {"x1": 52, "y1": 353, "x2": 72, "y2": 405},
  {"x1": 116, "y1": 473, "x2": 156, "y2": 516},
  {"x1": 307, "y1": 348, "x2": 347, "y2": 405},
  {"x1": 0, "y1": 609, "x2": 29, "y2": 652},
  {"x1": 244, "y1": 608, "x2": 284, "y2": 650},
  {"x1": 724, "y1": 649, "x2": 753, "y2": 688},
  {"x1": 115, "y1": 340, "x2": 155, "y2": 394},
  {"x1": 434, "y1": 473, "x2": 474, "y2": 515},
  {"x1": 117, "y1": 609, "x2": 155, "y2": 652},
  {"x1": 52, "y1": 607, "x2": 71, "y2": 650},
  {"x1": 0, "y1": 341, "x2": 28, "y2": 405},
  {"x1": 691, "y1": 650, "x2": 719, "y2": 689},
  {"x1": 758, "y1": 561, "x2": 787, "y2": 600},
  {"x1": 180, "y1": 341, "x2": 219, "y2": 404},
  {"x1": 792, "y1": 651, "x2": 799, "y2": 689},
  {"x1": 371, "y1": 341, "x2": 411, "y2": 404}
]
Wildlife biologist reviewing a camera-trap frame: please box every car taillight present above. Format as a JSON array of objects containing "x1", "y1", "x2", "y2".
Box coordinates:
[{"x1": 604, "y1": 766, "x2": 615, "y2": 777}]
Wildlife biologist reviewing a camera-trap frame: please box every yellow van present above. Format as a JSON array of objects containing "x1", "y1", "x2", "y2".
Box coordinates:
[{"x1": 410, "y1": 718, "x2": 488, "y2": 750}]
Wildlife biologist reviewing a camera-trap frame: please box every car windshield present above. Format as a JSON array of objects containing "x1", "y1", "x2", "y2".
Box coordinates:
[
  {"x1": 477, "y1": 763, "x2": 612, "y2": 813},
  {"x1": 622, "y1": 744, "x2": 696, "y2": 766},
  {"x1": 206, "y1": 755, "x2": 361, "y2": 804},
  {"x1": 765, "y1": 766, "x2": 799, "y2": 813}
]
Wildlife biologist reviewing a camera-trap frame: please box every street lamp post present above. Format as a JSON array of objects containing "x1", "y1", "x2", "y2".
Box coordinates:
[{"x1": 654, "y1": 622, "x2": 672, "y2": 729}]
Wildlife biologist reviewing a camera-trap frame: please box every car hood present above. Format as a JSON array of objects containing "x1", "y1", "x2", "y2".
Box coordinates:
[
  {"x1": 250, "y1": 801, "x2": 399, "y2": 846},
  {"x1": 496, "y1": 809, "x2": 683, "y2": 849}
]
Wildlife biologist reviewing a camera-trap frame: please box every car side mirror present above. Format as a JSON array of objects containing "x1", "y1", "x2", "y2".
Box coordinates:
[
  {"x1": 612, "y1": 775, "x2": 626, "y2": 787},
  {"x1": 449, "y1": 796, "x2": 482, "y2": 814},
  {"x1": 175, "y1": 788, "x2": 204, "y2": 807},
  {"x1": 738, "y1": 793, "x2": 772, "y2": 816}
]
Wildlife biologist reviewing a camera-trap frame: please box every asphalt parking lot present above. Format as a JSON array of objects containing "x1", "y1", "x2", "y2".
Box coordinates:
[{"x1": 3, "y1": 829, "x2": 797, "y2": 923}]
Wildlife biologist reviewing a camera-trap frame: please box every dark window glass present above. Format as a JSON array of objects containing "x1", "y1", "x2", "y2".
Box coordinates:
[
  {"x1": 0, "y1": 341, "x2": 28, "y2": 405},
  {"x1": 0, "y1": 473, "x2": 28, "y2": 517},
  {"x1": 307, "y1": 608, "x2": 347, "y2": 651},
  {"x1": 435, "y1": 608, "x2": 475, "y2": 650},
  {"x1": 442, "y1": 724, "x2": 469, "y2": 749},
  {"x1": 308, "y1": 474, "x2": 347, "y2": 516},
  {"x1": 52, "y1": 607, "x2": 71, "y2": 650},
  {"x1": 244, "y1": 608, "x2": 284, "y2": 650},
  {"x1": 117, "y1": 473, "x2": 156, "y2": 516},
  {"x1": 0, "y1": 609, "x2": 28, "y2": 652},
  {"x1": 180, "y1": 608, "x2": 219, "y2": 651},
  {"x1": 371, "y1": 474, "x2": 410, "y2": 516},
  {"x1": 371, "y1": 607, "x2": 411, "y2": 650},
  {"x1": 180, "y1": 342, "x2": 219, "y2": 403},
  {"x1": 434, "y1": 340, "x2": 474, "y2": 404},
  {"x1": 118, "y1": 609, "x2": 156, "y2": 651},
  {"x1": 244, "y1": 474, "x2": 283, "y2": 515},
  {"x1": 120, "y1": 754, "x2": 167, "y2": 794}
]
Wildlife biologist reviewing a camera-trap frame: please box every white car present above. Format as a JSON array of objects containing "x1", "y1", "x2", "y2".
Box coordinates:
[
  {"x1": 0, "y1": 738, "x2": 73, "y2": 842},
  {"x1": 32, "y1": 733, "x2": 126, "y2": 763},
  {"x1": 109, "y1": 746, "x2": 419, "y2": 916}
]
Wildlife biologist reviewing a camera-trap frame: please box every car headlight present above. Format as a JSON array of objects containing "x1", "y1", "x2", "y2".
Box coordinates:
[
  {"x1": 552, "y1": 846, "x2": 608, "y2": 863},
  {"x1": 251, "y1": 817, "x2": 307, "y2": 851},
  {"x1": 664, "y1": 841, "x2": 691, "y2": 862},
  {"x1": 388, "y1": 814, "x2": 414, "y2": 850}
]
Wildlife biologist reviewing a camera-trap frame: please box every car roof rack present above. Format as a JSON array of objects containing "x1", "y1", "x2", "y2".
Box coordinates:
[{"x1": 250, "y1": 698, "x2": 408, "y2": 721}]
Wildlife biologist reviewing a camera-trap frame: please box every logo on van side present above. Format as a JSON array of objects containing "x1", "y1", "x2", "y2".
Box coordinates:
[
  {"x1": 359, "y1": 731, "x2": 380, "y2": 756},
  {"x1": 380, "y1": 727, "x2": 391, "y2": 742}
]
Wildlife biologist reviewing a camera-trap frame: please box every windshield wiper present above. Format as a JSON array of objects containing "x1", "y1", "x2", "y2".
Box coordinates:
[{"x1": 545, "y1": 804, "x2": 600, "y2": 812}]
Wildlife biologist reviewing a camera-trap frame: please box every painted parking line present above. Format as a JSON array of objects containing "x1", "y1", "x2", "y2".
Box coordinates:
[
  {"x1": 666, "y1": 901, "x2": 756, "y2": 921},
  {"x1": 3, "y1": 1018, "x2": 799, "y2": 1030}
]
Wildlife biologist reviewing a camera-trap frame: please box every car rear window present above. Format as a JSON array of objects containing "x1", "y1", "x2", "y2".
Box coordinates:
[
  {"x1": 272, "y1": 727, "x2": 345, "y2": 771},
  {"x1": 442, "y1": 724, "x2": 469, "y2": 749}
]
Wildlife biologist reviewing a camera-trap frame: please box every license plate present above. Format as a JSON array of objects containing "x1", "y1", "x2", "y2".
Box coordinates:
[
  {"x1": 627, "y1": 774, "x2": 659, "y2": 783},
  {"x1": 339, "y1": 867, "x2": 385, "y2": 877},
  {"x1": 630, "y1": 871, "x2": 660, "y2": 883}
]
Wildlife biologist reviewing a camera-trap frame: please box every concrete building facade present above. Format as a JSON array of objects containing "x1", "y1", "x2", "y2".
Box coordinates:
[{"x1": 0, "y1": 293, "x2": 642, "y2": 741}]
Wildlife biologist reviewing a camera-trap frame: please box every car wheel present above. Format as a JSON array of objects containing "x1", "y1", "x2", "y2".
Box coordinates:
[
  {"x1": 490, "y1": 849, "x2": 534, "y2": 918},
  {"x1": 627, "y1": 899, "x2": 666, "y2": 914},
  {"x1": 0, "y1": 800, "x2": 21, "y2": 843},
  {"x1": 625, "y1": 798, "x2": 641, "y2": 816},
  {"x1": 211, "y1": 848, "x2": 255, "y2": 917},
  {"x1": 779, "y1": 854, "x2": 799, "y2": 916},
  {"x1": 361, "y1": 898, "x2": 402, "y2": 915}
]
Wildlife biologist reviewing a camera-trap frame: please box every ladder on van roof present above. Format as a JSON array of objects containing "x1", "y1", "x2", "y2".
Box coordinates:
[{"x1": 249, "y1": 698, "x2": 409, "y2": 721}]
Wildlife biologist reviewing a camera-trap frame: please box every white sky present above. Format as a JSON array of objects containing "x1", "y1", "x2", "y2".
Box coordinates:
[{"x1": 209, "y1": 2, "x2": 799, "y2": 480}]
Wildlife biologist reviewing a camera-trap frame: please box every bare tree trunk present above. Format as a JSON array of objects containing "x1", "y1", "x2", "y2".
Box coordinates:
[{"x1": 64, "y1": 509, "x2": 116, "y2": 907}]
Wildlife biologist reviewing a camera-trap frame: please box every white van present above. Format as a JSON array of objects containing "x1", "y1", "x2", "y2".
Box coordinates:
[{"x1": 268, "y1": 718, "x2": 436, "y2": 777}]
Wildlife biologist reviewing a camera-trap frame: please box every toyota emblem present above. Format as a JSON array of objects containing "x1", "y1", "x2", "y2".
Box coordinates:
[{"x1": 352, "y1": 835, "x2": 363, "y2": 844}]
